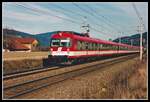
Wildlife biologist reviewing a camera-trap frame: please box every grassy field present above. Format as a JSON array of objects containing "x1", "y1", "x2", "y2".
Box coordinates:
[
  {"x1": 3, "y1": 59, "x2": 43, "y2": 75},
  {"x1": 3, "y1": 52, "x2": 49, "y2": 75},
  {"x1": 112, "y1": 56, "x2": 147, "y2": 99},
  {"x1": 3, "y1": 52, "x2": 49, "y2": 60}
]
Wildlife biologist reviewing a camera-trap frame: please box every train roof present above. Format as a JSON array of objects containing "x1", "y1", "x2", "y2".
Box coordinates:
[
  {"x1": 52, "y1": 31, "x2": 140, "y2": 48},
  {"x1": 54, "y1": 31, "x2": 86, "y2": 37}
]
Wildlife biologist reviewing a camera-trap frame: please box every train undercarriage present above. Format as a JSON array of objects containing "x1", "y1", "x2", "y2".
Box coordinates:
[{"x1": 47, "y1": 52, "x2": 138, "y2": 65}]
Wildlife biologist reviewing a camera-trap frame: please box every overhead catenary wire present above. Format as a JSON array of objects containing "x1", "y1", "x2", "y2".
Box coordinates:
[
  {"x1": 85, "y1": 4, "x2": 121, "y2": 32},
  {"x1": 71, "y1": 2, "x2": 117, "y2": 33},
  {"x1": 94, "y1": 3, "x2": 141, "y2": 38},
  {"x1": 132, "y1": 3, "x2": 147, "y2": 32},
  {"x1": 72, "y1": 2, "x2": 119, "y2": 36},
  {"x1": 72, "y1": 2, "x2": 120, "y2": 32},
  {"x1": 50, "y1": 3, "x2": 116, "y2": 34},
  {"x1": 95, "y1": 4, "x2": 132, "y2": 30},
  {"x1": 14, "y1": 3, "x2": 110, "y2": 38},
  {"x1": 14, "y1": 3, "x2": 80, "y2": 24},
  {"x1": 84, "y1": 3, "x2": 131, "y2": 41}
]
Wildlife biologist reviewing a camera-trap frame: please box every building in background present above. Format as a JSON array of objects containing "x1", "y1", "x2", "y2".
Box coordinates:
[{"x1": 8, "y1": 38, "x2": 39, "y2": 52}]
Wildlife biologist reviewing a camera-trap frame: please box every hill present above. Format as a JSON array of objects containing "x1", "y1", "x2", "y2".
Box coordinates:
[
  {"x1": 113, "y1": 32, "x2": 147, "y2": 47},
  {"x1": 3, "y1": 28, "x2": 34, "y2": 38}
]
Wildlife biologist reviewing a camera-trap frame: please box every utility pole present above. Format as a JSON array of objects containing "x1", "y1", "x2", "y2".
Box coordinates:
[
  {"x1": 139, "y1": 24, "x2": 143, "y2": 60},
  {"x1": 132, "y1": 3, "x2": 145, "y2": 61},
  {"x1": 137, "y1": 24, "x2": 143, "y2": 60},
  {"x1": 118, "y1": 31, "x2": 122, "y2": 50}
]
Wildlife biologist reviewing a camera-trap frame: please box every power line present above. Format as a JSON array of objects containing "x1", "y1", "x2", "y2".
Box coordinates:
[
  {"x1": 14, "y1": 3, "x2": 110, "y2": 38},
  {"x1": 83, "y1": 4, "x2": 121, "y2": 33},
  {"x1": 94, "y1": 3, "x2": 141, "y2": 37},
  {"x1": 132, "y1": 3, "x2": 144, "y2": 60},
  {"x1": 72, "y1": 2, "x2": 118, "y2": 36},
  {"x1": 51, "y1": 3, "x2": 115, "y2": 34},
  {"x1": 48, "y1": 3, "x2": 85, "y2": 18},
  {"x1": 71, "y1": 3, "x2": 113, "y2": 30},
  {"x1": 15, "y1": 3, "x2": 80, "y2": 24},
  {"x1": 132, "y1": 3, "x2": 147, "y2": 32},
  {"x1": 85, "y1": 4, "x2": 136, "y2": 40},
  {"x1": 95, "y1": 4, "x2": 131, "y2": 29}
]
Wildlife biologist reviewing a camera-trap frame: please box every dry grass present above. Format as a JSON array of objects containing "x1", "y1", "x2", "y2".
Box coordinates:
[
  {"x1": 111, "y1": 56, "x2": 147, "y2": 99},
  {"x1": 3, "y1": 59, "x2": 43, "y2": 75},
  {"x1": 3, "y1": 52, "x2": 49, "y2": 75},
  {"x1": 3, "y1": 52, "x2": 49, "y2": 60}
]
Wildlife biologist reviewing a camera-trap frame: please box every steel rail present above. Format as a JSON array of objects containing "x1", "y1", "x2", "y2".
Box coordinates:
[{"x1": 3, "y1": 66, "x2": 63, "y2": 80}]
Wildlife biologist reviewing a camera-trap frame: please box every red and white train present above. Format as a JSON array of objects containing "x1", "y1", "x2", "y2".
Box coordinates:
[{"x1": 48, "y1": 31, "x2": 141, "y2": 64}]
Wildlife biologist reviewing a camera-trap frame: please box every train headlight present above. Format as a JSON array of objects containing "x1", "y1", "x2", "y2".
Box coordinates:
[{"x1": 50, "y1": 48, "x2": 53, "y2": 51}]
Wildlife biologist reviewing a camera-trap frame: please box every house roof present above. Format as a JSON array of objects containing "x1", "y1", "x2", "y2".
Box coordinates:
[
  {"x1": 11, "y1": 37, "x2": 37, "y2": 44},
  {"x1": 8, "y1": 37, "x2": 37, "y2": 50},
  {"x1": 10, "y1": 40, "x2": 30, "y2": 50}
]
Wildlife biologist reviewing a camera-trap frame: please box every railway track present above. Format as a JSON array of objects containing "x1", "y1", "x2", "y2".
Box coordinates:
[
  {"x1": 3, "y1": 54, "x2": 138, "y2": 99},
  {"x1": 3, "y1": 65, "x2": 64, "y2": 80}
]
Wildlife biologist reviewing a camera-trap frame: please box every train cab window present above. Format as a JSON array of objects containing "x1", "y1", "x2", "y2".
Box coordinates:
[
  {"x1": 51, "y1": 38, "x2": 71, "y2": 47},
  {"x1": 51, "y1": 39, "x2": 60, "y2": 47},
  {"x1": 60, "y1": 39, "x2": 70, "y2": 47}
]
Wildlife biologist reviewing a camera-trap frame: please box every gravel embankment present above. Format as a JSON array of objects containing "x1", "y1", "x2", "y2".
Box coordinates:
[{"x1": 12, "y1": 56, "x2": 147, "y2": 99}]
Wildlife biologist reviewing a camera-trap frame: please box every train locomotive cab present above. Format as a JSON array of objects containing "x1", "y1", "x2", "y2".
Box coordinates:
[{"x1": 48, "y1": 32, "x2": 73, "y2": 64}]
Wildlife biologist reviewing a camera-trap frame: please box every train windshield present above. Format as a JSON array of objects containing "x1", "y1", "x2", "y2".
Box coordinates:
[{"x1": 51, "y1": 38, "x2": 71, "y2": 47}]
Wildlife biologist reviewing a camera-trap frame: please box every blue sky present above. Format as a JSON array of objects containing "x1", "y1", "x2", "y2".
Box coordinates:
[{"x1": 2, "y1": 2, "x2": 148, "y2": 40}]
